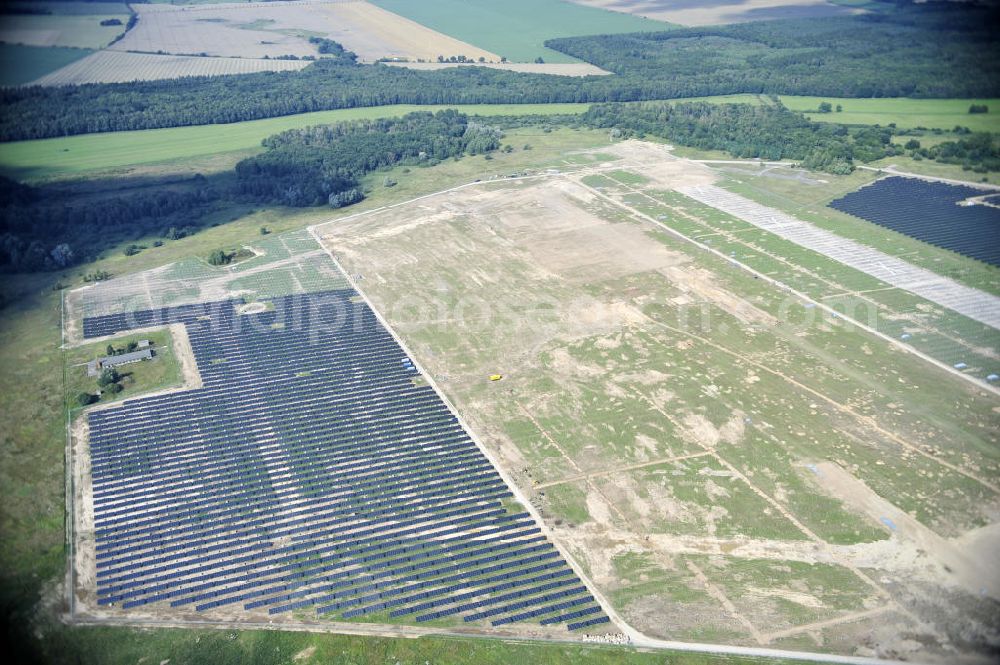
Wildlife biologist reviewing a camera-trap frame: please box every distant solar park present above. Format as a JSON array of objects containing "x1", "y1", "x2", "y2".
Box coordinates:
[
  {"x1": 77, "y1": 234, "x2": 609, "y2": 633},
  {"x1": 828, "y1": 176, "x2": 1000, "y2": 266}
]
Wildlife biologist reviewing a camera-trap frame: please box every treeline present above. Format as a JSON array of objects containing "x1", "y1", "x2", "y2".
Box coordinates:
[
  {"x1": 1, "y1": 3, "x2": 998, "y2": 141},
  {"x1": 0, "y1": 111, "x2": 499, "y2": 272},
  {"x1": 307, "y1": 37, "x2": 358, "y2": 63},
  {"x1": 548, "y1": 4, "x2": 1000, "y2": 99},
  {"x1": 907, "y1": 133, "x2": 1000, "y2": 173},
  {"x1": 0, "y1": 177, "x2": 222, "y2": 272},
  {"x1": 582, "y1": 101, "x2": 896, "y2": 174},
  {"x1": 236, "y1": 110, "x2": 500, "y2": 206}
]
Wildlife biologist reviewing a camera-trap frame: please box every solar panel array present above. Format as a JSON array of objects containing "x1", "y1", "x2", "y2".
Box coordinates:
[
  {"x1": 828, "y1": 177, "x2": 1000, "y2": 266},
  {"x1": 84, "y1": 289, "x2": 608, "y2": 631}
]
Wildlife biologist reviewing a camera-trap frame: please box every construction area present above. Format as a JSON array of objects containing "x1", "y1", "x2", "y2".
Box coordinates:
[
  {"x1": 64, "y1": 229, "x2": 616, "y2": 642},
  {"x1": 314, "y1": 141, "x2": 1000, "y2": 662},
  {"x1": 63, "y1": 143, "x2": 1000, "y2": 663}
]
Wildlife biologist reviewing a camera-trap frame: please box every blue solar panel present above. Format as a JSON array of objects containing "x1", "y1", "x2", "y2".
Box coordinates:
[
  {"x1": 828, "y1": 177, "x2": 1000, "y2": 266},
  {"x1": 84, "y1": 289, "x2": 594, "y2": 630}
]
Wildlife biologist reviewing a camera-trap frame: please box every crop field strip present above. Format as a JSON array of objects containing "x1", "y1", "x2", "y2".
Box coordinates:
[
  {"x1": 82, "y1": 290, "x2": 607, "y2": 630},
  {"x1": 33, "y1": 51, "x2": 312, "y2": 86},
  {"x1": 828, "y1": 177, "x2": 1000, "y2": 267}
]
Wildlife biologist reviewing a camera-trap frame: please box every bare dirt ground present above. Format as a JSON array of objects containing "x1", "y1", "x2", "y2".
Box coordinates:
[
  {"x1": 314, "y1": 143, "x2": 1000, "y2": 661},
  {"x1": 807, "y1": 462, "x2": 1000, "y2": 599},
  {"x1": 111, "y1": 1, "x2": 497, "y2": 63},
  {"x1": 567, "y1": 0, "x2": 861, "y2": 25}
]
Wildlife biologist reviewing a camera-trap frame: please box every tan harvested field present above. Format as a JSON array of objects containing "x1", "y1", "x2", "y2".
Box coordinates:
[
  {"x1": 111, "y1": 0, "x2": 498, "y2": 63},
  {"x1": 568, "y1": 0, "x2": 861, "y2": 25},
  {"x1": 33, "y1": 50, "x2": 311, "y2": 86},
  {"x1": 385, "y1": 61, "x2": 610, "y2": 77},
  {"x1": 314, "y1": 142, "x2": 1000, "y2": 661}
]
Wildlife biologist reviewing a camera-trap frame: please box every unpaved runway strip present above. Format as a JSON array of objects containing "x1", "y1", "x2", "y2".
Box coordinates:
[{"x1": 675, "y1": 184, "x2": 1000, "y2": 330}]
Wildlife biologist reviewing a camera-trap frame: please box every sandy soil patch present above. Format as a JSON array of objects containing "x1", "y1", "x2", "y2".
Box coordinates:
[
  {"x1": 600, "y1": 140, "x2": 716, "y2": 190},
  {"x1": 311, "y1": 144, "x2": 999, "y2": 659},
  {"x1": 293, "y1": 645, "x2": 317, "y2": 661},
  {"x1": 71, "y1": 414, "x2": 96, "y2": 610},
  {"x1": 808, "y1": 461, "x2": 1000, "y2": 599}
]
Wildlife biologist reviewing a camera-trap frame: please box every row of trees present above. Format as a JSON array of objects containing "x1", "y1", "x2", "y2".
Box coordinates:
[
  {"x1": 1, "y1": 4, "x2": 996, "y2": 141},
  {"x1": 581, "y1": 101, "x2": 897, "y2": 174},
  {"x1": 909, "y1": 133, "x2": 1000, "y2": 173}
]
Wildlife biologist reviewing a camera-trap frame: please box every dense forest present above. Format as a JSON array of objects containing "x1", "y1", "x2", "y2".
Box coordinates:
[
  {"x1": 0, "y1": 177, "x2": 223, "y2": 272},
  {"x1": 0, "y1": 111, "x2": 500, "y2": 271},
  {"x1": 0, "y1": 3, "x2": 997, "y2": 141},
  {"x1": 549, "y1": 5, "x2": 1000, "y2": 99},
  {"x1": 582, "y1": 101, "x2": 898, "y2": 174}
]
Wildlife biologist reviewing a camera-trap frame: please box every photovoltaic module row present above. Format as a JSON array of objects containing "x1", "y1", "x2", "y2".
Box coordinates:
[
  {"x1": 82, "y1": 289, "x2": 609, "y2": 631},
  {"x1": 828, "y1": 177, "x2": 1000, "y2": 266}
]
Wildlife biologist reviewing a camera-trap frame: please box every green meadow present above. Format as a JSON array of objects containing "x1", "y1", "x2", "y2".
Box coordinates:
[
  {"x1": 781, "y1": 96, "x2": 1000, "y2": 132},
  {"x1": 370, "y1": 0, "x2": 670, "y2": 63}
]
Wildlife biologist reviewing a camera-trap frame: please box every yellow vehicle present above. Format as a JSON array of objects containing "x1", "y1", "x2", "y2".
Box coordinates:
[{"x1": 489, "y1": 374, "x2": 503, "y2": 381}]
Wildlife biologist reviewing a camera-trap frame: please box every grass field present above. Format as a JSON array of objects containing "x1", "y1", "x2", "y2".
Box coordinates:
[
  {"x1": 33, "y1": 624, "x2": 809, "y2": 665},
  {"x1": 0, "y1": 43, "x2": 92, "y2": 86},
  {"x1": 0, "y1": 103, "x2": 591, "y2": 180},
  {"x1": 780, "y1": 96, "x2": 1000, "y2": 132},
  {"x1": 370, "y1": 0, "x2": 669, "y2": 63},
  {"x1": 569, "y1": 0, "x2": 862, "y2": 25}
]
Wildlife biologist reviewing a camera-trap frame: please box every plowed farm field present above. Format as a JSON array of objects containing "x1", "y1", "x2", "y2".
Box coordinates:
[{"x1": 110, "y1": 1, "x2": 498, "y2": 63}]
